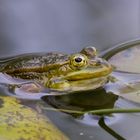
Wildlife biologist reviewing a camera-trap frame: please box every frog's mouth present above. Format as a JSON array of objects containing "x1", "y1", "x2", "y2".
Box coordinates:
[
  {"x1": 64, "y1": 65, "x2": 112, "y2": 81},
  {"x1": 55, "y1": 66, "x2": 113, "y2": 91},
  {"x1": 49, "y1": 64, "x2": 112, "y2": 91},
  {"x1": 65, "y1": 76, "x2": 109, "y2": 92}
]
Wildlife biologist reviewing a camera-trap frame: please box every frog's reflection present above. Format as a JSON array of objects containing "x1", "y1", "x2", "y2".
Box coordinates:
[{"x1": 42, "y1": 88, "x2": 118, "y2": 118}]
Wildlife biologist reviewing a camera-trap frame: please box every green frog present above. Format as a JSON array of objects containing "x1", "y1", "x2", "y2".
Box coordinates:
[{"x1": 0, "y1": 47, "x2": 113, "y2": 92}]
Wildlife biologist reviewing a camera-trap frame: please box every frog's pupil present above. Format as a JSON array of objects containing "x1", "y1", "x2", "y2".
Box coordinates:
[{"x1": 75, "y1": 57, "x2": 82, "y2": 62}]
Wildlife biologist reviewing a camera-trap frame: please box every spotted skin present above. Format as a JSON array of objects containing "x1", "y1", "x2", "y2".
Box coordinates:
[
  {"x1": 0, "y1": 52, "x2": 68, "y2": 81},
  {"x1": 0, "y1": 47, "x2": 113, "y2": 91}
]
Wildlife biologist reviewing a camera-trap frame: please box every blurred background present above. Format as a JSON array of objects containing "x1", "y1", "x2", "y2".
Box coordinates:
[
  {"x1": 0, "y1": 1, "x2": 140, "y2": 140},
  {"x1": 0, "y1": 0, "x2": 140, "y2": 57}
]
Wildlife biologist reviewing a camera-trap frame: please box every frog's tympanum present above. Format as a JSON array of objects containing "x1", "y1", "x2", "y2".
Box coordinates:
[{"x1": 0, "y1": 47, "x2": 112, "y2": 92}]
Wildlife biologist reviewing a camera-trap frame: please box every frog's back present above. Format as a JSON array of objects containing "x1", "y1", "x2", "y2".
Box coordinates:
[{"x1": 0, "y1": 52, "x2": 68, "y2": 72}]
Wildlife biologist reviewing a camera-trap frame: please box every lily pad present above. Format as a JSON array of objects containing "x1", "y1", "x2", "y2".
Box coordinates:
[
  {"x1": 102, "y1": 39, "x2": 140, "y2": 103},
  {"x1": 102, "y1": 40, "x2": 140, "y2": 73},
  {"x1": 0, "y1": 96, "x2": 68, "y2": 140},
  {"x1": 105, "y1": 78, "x2": 140, "y2": 104}
]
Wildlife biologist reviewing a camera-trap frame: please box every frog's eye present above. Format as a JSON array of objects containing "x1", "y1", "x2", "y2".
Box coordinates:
[
  {"x1": 80, "y1": 46, "x2": 97, "y2": 58},
  {"x1": 69, "y1": 54, "x2": 88, "y2": 70}
]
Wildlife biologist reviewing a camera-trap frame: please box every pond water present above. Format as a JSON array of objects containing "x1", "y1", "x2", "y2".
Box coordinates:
[
  {"x1": 0, "y1": 40, "x2": 140, "y2": 140},
  {"x1": 0, "y1": 1, "x2": 140, "y2": 139}
]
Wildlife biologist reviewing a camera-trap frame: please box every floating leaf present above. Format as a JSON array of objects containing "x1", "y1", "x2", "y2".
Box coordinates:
[
  {"x1": 102, "y1": 40, "x2": 140, "y2": 103},
  {"x1": 0, "y1": 96, "x2": 68, "y2": 140},
  {"x1": 105, "y1": 79, "x2": 140, "y2": 104},
  {"x1": 102, "y1": 40, "x2": 140, "y2": 73}
]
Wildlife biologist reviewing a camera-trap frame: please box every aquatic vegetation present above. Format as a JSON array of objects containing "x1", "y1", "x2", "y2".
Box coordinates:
[{"x1": 0, "y1": 96, "x2": 68, "y2": 140}]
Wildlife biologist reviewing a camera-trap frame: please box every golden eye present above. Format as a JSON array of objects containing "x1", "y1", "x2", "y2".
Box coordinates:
[{"x1": 69, "y1": 54, "x2": 88, "y2": 70}]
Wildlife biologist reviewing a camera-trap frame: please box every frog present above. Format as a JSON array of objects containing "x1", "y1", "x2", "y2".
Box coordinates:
[{"x1": 0, "y1": 46, "x2": 113, "y2": 93}]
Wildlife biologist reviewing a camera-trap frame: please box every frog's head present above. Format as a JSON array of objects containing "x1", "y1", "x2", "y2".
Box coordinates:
[{"x1": 47, "y1": 47, "x2": 113, "y2": 91}]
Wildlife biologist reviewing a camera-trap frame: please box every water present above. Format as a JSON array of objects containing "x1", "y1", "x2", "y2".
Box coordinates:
[
  {"x1": 1, "y1": 41, "x2": 140, "y2": 140},
  {"x1": 0, "y1": 1, "x2": 140, "y2": 139}
]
